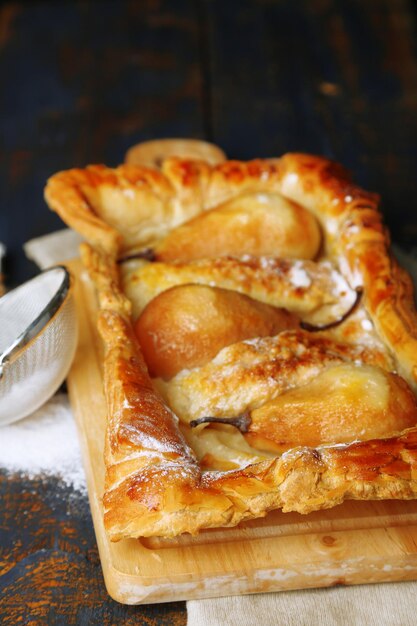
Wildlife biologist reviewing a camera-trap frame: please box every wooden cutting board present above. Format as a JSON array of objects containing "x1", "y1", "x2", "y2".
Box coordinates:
[{"x1": 66, "y1": 259, "x2": 417, "y2": 605}]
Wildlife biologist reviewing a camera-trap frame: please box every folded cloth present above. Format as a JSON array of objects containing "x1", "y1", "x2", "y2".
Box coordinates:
[
  {"x1": 187, "y1": 582, "x2": 417, "y2": 626},
  {"x1": 24, "y1": 228, "x2": 83, "y2": 269},
  {"x1": 25, "y1": 231, "x2": 417, "y2": 626}
]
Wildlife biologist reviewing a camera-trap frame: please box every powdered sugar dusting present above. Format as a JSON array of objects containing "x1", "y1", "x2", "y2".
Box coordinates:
[
  {"x1": 329, "y1": 268, "x2": 350, "y2": 296},
  {"x1": 0, "y1": 368, "x2": 57, "y2": 425},
  {"x1": 256, "y1": 193, "x2": 270, "y2": 204},
  {"x1": 0, "y1": 394, "x2": 86, "y2": 493},
  {"x1": 258, "y1": 256, "x2": 282, "y2": 270},
  {"x1": 361, "y1": 319, "x2": 373, "y2": 331},
  {"x1": 288, "y1": 262, "x2": 312, "y2": 288},
  {"x1": 123, "y1": 188, "x2": 135, "y2": 199}
]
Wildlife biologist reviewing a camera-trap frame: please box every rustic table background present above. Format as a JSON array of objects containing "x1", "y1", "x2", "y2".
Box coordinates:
[{"x1": 1, "y1": 0, "x2": 417, "y2": 623}]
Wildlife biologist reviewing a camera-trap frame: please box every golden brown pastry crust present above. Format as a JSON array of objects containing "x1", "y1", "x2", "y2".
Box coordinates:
[{"x1": 45, "y1": 153, "x2": 417, "y2": 540}]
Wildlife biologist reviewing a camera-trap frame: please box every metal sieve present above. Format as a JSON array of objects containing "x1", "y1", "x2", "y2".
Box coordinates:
[{"x1": 0, "y1": 266, "x2": 78, "y2": 425}]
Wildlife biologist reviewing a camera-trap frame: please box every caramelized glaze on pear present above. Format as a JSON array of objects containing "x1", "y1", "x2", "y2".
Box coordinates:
[
  {"x1": 189, "y1": 363, "x2": 417, "y2": 453},
  {"x1": 153, "y1": 193, "x2": 321, "y2": 262},
  {"x1": 245, "y1": 363, "x2": 417, "y2": 452},
  {"x1": 135, "y1": 284, "x2": 299, "y2": 379}
]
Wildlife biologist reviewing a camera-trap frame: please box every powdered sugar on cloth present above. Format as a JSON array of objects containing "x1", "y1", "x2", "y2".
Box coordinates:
[{"x1": 0, "y1": 393, "x2": 86, "y2": 492}]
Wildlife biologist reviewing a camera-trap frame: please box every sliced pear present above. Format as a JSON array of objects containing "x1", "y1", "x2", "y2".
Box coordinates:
[
  {"x1": 246, "y1": 363, "x2": 417, "y2": 453},
  {"x1": 135, "y1": 284, "x2": 299, "y2": 379},
  {"x1": 152, "y1": 192, "x2": 321, "y2": 262}
]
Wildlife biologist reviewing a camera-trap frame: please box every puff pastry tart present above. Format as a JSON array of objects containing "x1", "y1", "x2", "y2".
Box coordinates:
[{"x1": 45, "y1": 152, "x2": 417, "y2": 541}]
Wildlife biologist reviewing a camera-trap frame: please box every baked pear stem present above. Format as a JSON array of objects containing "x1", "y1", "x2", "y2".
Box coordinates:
[
  {"x1": 118, "y1": 248, "x2": 157, "y2": 263},
  {"x1": 300, "y1": 288, "x2": 363, "y2": 332},
  {"x1": 189, "y1": 363, "x2": 417, "y2": 454},
  {"x1": 190, "y1": 412, "x2": 252, "y2": 433}
]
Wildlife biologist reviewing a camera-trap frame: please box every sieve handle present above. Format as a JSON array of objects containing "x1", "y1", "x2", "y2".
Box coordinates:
[{"x1": 0, "y1": 265, "x2": 71, "y2": 379}]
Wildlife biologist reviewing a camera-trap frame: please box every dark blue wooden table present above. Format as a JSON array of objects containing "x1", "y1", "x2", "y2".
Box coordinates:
[{"x1": 1, "y1": 0, "x2": 417, "y2": 623}]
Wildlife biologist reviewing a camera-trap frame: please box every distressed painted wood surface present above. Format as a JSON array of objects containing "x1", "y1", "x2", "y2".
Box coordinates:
[
  {"x1": 2, "y1": 0, "x2": 417, "y2": 623},
  {"x1": 0, "y1": 472, "x2": 185, "y2": 625}
]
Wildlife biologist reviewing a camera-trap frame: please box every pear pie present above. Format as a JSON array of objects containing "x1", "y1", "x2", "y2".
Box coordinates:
[{"x1": 45, "y1": 152, "x2": 417, "y2": 540}]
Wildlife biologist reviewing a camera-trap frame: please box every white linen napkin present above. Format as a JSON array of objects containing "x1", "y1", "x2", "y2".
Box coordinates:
[
  {"x1": 24, "y1": 228, "x2": 83, "y2": 268},
  {"x1": 24, "y1": 231, "x2": 417, "y2": 626},
  {"x1": 187, "y1": 582, "x2": 417, "y2": 626}
]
